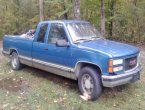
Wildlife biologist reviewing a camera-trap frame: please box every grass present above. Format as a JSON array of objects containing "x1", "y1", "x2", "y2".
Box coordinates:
[{"x1": 0, "y1": 53, "x2": 145, "y2": 110}]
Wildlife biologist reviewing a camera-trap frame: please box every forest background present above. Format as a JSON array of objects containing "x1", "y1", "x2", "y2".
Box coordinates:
[{"x1": 0, "y1": 0, "x2": 145, "y2": 43}]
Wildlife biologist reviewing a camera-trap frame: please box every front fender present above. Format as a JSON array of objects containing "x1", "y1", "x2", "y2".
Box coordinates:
[{"x1": 71, "y1": 46, "x2": 110, "y2": 76}]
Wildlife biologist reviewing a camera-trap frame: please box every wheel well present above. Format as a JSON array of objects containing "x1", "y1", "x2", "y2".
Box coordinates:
[
  {"x1": 75, "y1": 62, "x2": 102, "y2": 78},
  {"x1": 9, "y1": 49, "x2": 17, "y2": 55}
]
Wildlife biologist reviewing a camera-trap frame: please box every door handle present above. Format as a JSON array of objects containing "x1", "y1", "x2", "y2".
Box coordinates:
[{"x1": 44, "y1": 48, "x2": 48, "y2": 50}]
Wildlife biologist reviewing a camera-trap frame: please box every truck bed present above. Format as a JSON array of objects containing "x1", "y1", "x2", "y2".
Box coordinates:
[
  {"x1": 6, "y1": 34, "x2": 34, "y2": 40},
  {"x1": 3, "y1": 35, "x2": 33, "y2": 60}
]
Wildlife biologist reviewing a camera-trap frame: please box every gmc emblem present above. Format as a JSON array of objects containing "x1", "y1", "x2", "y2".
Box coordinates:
[{"x1": 129, "y1": 59, "x2": 137, "y2": 65}]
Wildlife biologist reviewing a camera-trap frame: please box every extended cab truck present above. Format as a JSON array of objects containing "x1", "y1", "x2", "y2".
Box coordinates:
[{"x1": 2, "y1": 20, "x2": 142, "y2": 100}]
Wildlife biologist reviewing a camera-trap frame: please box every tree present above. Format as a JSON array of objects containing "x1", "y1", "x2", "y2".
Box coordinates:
[
  {"x1": 108, "y1": 0, "x2": 116, "y2": 37},
  {"x1": 74, "y1": 0, "x2": 81, "y2": 19},
  {"x1": 62, "y1": 0, "x2": 68, "y2": 19},
  {"x1": 39, "y1": 0, "x2": 44, "y2": 21},
  {"x1": 0, "y1": 0, "x2": 145, "y2": 43},
  {"x1": 100, "y1": 0, "x2": 105, "y2": 36}
]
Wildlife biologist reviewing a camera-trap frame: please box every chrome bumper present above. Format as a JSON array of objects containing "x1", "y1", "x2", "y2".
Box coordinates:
[{"x1": 102, "y1": 64, "x2": 143, "y2": 87}]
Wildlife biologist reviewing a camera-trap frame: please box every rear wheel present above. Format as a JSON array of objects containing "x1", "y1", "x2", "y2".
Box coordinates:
[
  {"x1": 11, "y1": 52, "x2": 22, "y2": 70},
  {"x1": 78, "y1": 66, "x2": 102, "y2": 101}
]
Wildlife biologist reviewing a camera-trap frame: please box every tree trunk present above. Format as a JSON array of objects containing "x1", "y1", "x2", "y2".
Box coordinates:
[
  {"x1": 100, "y1": 0, "x2": 105, "y2": 36},
  {"x1": 74, "y1": 0, "x2": 81, "y2": 19},
  {"x1": 62, "y1": 0, "x2": 68, "y2": 19},
  {"x1": 39, "y1": 0, "x2": 44, "y2": 21},
  {"x1": 108, "y1": 0, "x2": 115, "y2": 37}
]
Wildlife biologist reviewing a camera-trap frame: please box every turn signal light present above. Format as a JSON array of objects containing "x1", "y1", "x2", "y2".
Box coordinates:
[
  {"x1": 108, "y1": 67, "x2": 113, "y2": 73},
  {"x1": 108, "y1": 60, "x2": 113, "y2": 67},
  {"x1": 108, "y1": 60, "x2": 113, "y2": 73}
]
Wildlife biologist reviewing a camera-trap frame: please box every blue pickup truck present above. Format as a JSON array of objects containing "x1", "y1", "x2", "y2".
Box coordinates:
[{"x1": 2, "y1": 20, "x2": 142, "y2": 100}]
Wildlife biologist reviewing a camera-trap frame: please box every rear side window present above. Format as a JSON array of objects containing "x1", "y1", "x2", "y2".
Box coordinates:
[{"x1": 37, "y1": 23, "x2": 48, "y2": 42}]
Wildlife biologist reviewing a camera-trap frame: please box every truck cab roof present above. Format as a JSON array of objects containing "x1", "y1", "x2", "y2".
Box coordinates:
[{"x1": 39, "y1": 20, "x2": 89, "y2": 24}]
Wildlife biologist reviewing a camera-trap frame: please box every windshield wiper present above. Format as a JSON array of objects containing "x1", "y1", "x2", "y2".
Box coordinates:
[
  {"x1": 76, "y1": 38, "x2": 90, "y2": 41},
  {"x1": 74, "y1": 37, "x2": 102, "y2": 43},
  {"x1": 74, "y1": 38, "x2": 92, "y2": 43}
]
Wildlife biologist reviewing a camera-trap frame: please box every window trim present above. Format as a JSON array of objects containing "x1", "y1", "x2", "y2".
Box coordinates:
[
  {"x1": 36, "y1": 23, "x2": 49, "y2": 43},
  {"x1": 47, "y1": 23, "x2": 69, "y2": 44}
]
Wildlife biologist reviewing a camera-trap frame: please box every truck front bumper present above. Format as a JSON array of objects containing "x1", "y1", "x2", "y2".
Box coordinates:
[{"x1": 102, "y1": 64, "x2": 143, "y2": 87}]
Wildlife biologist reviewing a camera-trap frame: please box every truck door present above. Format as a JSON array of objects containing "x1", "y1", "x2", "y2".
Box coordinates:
[
  {"x1": 32, "y1": 23, "x2": 72, "y2": 71},
  {"x1": 45, "y1": 23, "x2": 71, "y2": 67},
  {"x1": 32, "y1": 23, "x2": 50, "y2": 64}
]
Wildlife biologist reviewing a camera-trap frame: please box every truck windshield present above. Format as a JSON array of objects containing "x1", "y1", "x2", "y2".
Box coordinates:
[{"x1": 67, "y1": 23, "x2": 102, "y2": 43}]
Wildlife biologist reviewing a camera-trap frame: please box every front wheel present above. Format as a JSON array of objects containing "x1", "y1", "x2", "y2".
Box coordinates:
[
  {"x1": 78, "y1": 66, "x2": 102, "y2": 101},
  {"x1": 11, "y1": 52, "x2": 22, "y2": 70}
]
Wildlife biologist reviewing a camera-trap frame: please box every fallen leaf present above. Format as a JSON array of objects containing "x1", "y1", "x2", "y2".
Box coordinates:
[
  {"x1": 20, "y1": 92, "x2": 25, "y2": 95},
  {"x1": 17, "y1": 96, "x2": 22, "y2": 99},
  {"x1": 80, "y1": 95, "x2": 89, "y2": 101},
  {"x1": 36, "y1": 105, "x2": 40, "y2": 108},
  {"x1": 9, "y1": 70, "x2": 14, "y2": 74},
  {"x1": 80, "y1": 93, "x2": 91, "y2": 101},
  {"x1": 12, "y1": 78, "x2": 16, "y2": 81},
  {"x1": 2, "y1": 103, "x2": 9, "y2": 108},
  {"x1": 113, "y1": 103, "x2": 117, "y2": 107},
  {"x1": 10, "y1": 106, "x2": 14, "y2": 110},
  {"x1": 54, "y1": 100, "x2": 58, "y2": 103},
  {"x1": 6, "y1": 91, "x2": 9, "y2": 94}
]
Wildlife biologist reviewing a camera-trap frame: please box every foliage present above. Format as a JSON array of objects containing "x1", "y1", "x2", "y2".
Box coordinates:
[
  {"x1": 0, "y1": 0, "x2": 145, "y2": 43},
  {"x1": 0, "y1": 0, "x2": 38, "y2": 36},
  {"x1": 108, "y1": 0, "x2": 145, "y2": 43}
]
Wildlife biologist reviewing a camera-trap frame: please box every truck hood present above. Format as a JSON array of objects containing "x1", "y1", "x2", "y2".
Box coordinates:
[{"x1": 78, "y1": 39, "x2": 139, "y2": 58}]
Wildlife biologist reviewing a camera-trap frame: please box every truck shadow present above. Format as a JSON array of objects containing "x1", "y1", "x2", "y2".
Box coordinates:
[
  {"x1": 0, "y1": 78, "x2": 25, "y2": 92},
  {"x1": 23, "y1": 65, "x2": 132, "y2": 99},
  {"x1": 24, "y1": 65, "x2": 79, "y2": 92},
  {"x1": 0, "y1": 61, "x2": 135, "y2": 100}
]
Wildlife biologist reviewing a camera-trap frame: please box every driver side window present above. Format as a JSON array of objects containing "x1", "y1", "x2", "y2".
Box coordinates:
[{"x1": 48, "y1": 23, "x2": 67, "y2": 44}]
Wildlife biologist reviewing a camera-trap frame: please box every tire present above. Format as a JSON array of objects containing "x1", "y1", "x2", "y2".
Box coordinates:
[
  {"x1": 78, "y1": 66, "x2": 102, "y2": 101},
  {"x1": 10, "y1": 52, "x2": 22, "y2": 70}
]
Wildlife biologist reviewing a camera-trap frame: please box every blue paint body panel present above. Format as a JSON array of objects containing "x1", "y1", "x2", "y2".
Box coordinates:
[
  {"x1": 3, "y1": 36, "x2": 33, "y2": 58},
  {"x1": 3, "y1": 20, "x2": 140, "y2": 76},
  {"x1": 79, "y1": 39, "x2": 139, "y2": 58}
]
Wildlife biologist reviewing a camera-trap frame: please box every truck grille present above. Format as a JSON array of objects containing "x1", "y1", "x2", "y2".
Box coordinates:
[{"x1": 125, "y1": 56, "x2": 137, "y2": 71}]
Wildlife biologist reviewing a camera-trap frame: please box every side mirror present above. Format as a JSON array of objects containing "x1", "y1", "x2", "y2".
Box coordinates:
[{"x1": 56, "y1": 39, "x2": 69, "y2": 47}]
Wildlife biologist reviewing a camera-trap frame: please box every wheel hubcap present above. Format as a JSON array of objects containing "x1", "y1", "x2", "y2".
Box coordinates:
[
  {"x1": 81, "y1": 74, "x2": 94, "y2": 94},
  {"x1": 85, "y1": 79, "x2": 91, "y2": 89}
]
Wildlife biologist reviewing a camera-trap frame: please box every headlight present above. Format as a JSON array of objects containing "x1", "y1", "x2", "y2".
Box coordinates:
[
  {"x1": 113, "y1": 66, "x2": 123, "y2": 72},
  {"x1": 113, "y1": 59, "x2": 123, "y2": 65},
  {"x1": 108, "y1": 59, "x2": 124, "y2": 73}
]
